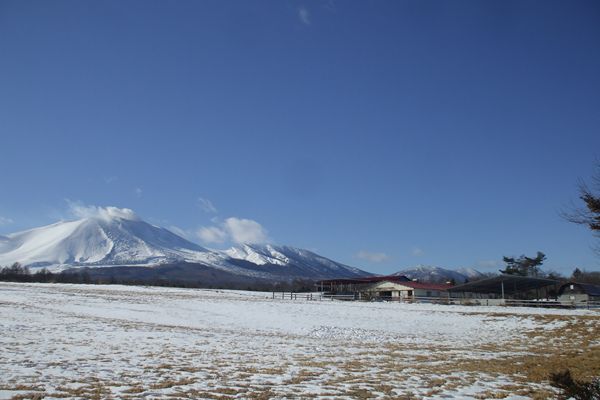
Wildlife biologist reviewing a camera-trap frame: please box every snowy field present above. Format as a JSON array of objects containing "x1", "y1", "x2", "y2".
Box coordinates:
[{"x1": 0, "y1": 283, "x2": 598, "y2": 399}]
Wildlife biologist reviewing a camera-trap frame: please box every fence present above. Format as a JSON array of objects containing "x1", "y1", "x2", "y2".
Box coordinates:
[
  {"x1": 271, "y1": 292, "x2": 600, "y2": 309},
  {"x1": 272, "y1": 292, "x2": 323, "y2": 301},
  {"x1": 463, "y1": 298, "x2": 600, "y2": 309}
]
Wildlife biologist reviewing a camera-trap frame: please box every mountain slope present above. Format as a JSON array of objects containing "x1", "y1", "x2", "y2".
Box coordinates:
[
  {"x1": 0, "y1": 209, "x2": 211, "y2": 268},
  {"x1": 225, "y1": 243, "x2": 368, "y2": 279},
  {"x1": 0, "y1": 207, "x2": 370, "y2": 281},
  {"x1": 456, "y1": 267, "x2": 485, "y2": 280},
  {"x1": 0, "y1": 235, "x2": 10, "y2": 251},
  {"x1": 393, "y1": 265, "x2": 483, "y2": 283}
]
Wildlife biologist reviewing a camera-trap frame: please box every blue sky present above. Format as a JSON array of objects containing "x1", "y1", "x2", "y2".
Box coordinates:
[{"x1": 1, "y1": 0, "x2": 599, "y2": 275}]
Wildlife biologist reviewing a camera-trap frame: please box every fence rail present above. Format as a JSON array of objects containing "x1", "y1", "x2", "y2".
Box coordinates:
[
  {"x1": 272, "y1": 292, "x2": 323, "y2": 301},
  {"x1": 271, "y1": 291, "x2": 600, "y2": 309}
]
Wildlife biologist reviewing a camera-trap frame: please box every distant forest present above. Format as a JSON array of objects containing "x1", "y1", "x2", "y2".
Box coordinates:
[
  {"x1": 0, "y1": 262, "x2": 318, "y2": 292},
  {"x1": 1, "y1": 262, "x2": 599, "y2": 290}
]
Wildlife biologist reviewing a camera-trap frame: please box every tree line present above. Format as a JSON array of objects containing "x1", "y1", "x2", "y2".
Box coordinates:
[
  {"x1": 0, "y1": 262, "x2": 318, "y2": 292},
  {"x1": 491, "y1": 157, "x2": 600, "y2": 282},
  {"x1": 495, "y1": 250, "x2": 600, "y2": 285}
]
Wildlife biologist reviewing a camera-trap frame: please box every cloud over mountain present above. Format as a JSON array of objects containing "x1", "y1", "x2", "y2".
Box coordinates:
[
  {"x1": 197, "y1": 217, "x2": 269, "y2": 245},
  {"x1": 67, "y1": 202, "x2": 139, "y2": 222}
]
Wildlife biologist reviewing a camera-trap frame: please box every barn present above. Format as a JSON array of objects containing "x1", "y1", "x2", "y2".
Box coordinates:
[
  {"x1": 317, "y1": 275, "x2": 451, "y2": 301},
  {"x1": 360, "y1": 280, "x2": 451, "y2": 300},
  {"x1": 558, "y1": 282, "x2": 600, "y2": 306}
]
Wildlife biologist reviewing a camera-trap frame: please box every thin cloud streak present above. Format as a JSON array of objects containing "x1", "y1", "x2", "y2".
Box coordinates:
[
  {"x1": 355, "y1": 250, "x2": 389, "y2": 263},
  {"x1": 298, "y1": 6, "x2": 310, "y2": 25},
  {"x1": 198, "y1": 197, "x2": 218, "y2": 214},
  {"x1": 412, "y1": 247, "x2": 425, "y2": 257}
]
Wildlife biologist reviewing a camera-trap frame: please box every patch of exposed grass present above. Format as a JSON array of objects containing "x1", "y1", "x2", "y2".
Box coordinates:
[
  {"x1": 9, "y1": 393, "x2": 45, "y2": 400},
  {"x1": 149, "y1": 377, "x2": 196, "y2": 389}
]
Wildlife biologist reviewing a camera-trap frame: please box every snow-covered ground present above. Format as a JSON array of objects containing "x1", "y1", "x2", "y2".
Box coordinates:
[{"x1": 0, "y1": 283, "x2": 597, "y2": 399}]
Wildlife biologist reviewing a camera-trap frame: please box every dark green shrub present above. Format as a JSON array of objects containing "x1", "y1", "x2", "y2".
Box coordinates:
[{"x1": 549, "y1": 369, "x2": 600, "y2": 400}]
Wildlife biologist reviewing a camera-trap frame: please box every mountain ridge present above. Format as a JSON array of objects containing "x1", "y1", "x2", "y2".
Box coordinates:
[
  {"x1": 0, "y1": 208, "x2": 369, "y2": 282},
  {"x1": 392, "y1": 265, "x2": 484, "y2": 283}
]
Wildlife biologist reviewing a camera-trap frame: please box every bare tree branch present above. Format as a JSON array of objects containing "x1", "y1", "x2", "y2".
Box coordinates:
[{"x1": 563, "y1": 162, "x2": 600, "y2": 257}]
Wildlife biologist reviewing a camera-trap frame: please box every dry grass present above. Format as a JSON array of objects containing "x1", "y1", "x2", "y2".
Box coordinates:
[
  {"x1": 149, "y1": 377, "x2": 196, "y2": 389},
  {"x1": 9, "y1": 393, "x2": 45, "y2": 400},
  {"x1": 372, "y1": 313, "x2": 600, "y2": 398},
  {"x1": 3, "y1": 291, "x2": 597, "y2": 400}
]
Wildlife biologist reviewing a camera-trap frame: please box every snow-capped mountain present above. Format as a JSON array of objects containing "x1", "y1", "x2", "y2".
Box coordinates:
[
  {"x1": 393, "y1": 265, "x2": 483, "y2": 283},
  {"x1": 456, "y1": 267, "x2": 486, "y2": 280},
  {"x1": 0, "y1": 207, "x2": 369, "y2": 282},
  {"x1": 0, "y1": 207, "x2": 212, "y2": 268},
  {"x1": 225, "y1": 243, "x2": 367, "y2": 277}
]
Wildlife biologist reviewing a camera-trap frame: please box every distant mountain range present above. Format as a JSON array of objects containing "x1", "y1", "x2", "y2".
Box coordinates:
[
  {"x1": 0, "y1": 207, "x2": 487, "y2": 285},
  {"x1": 0, "y1": 207, "x2": 368, "y2": 284},
  {"x1": 392, "y1": 265, "x2": 484, "y2": 283}
]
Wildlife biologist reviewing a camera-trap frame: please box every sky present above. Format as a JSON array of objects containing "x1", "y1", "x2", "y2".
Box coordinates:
[{"x1": 1, "y1": 0, "x2": 599, "y2": 275}]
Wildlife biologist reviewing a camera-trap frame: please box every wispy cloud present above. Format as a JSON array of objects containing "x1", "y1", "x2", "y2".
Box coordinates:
[
  {"x1": 198, "y1": 197, "x2": 218, "y2": 214},
  {"x1": 135, "y1": 187, "x2": 143, "y2": 198},
  {"x1": 224, "y1": 217, "x2": 268, "y2": 244},
  {"x1": 322, "y1": 0, "x2": 336, "y2": 11},
  {"x1": 103, "y1": 176, "x2": 118, "y2": 184},
  {"x1": 197, "y1": 217, "x2": 269, "y2": 245},
  {"x1": 0, "y1": 216, "x2": 13, "y2": 226},
  {"x1": 197, "y1": 226, "x2": 228, "y2": 244},
  {"x1": 167, "y1": 225, "x2": 193, "y2": 240},
  {"x1": 412, "y1": 247, "x2": 425, "y2": 257},
  {"x1": 66, "y1": 200, "x2": 139, "y2": 221},
  {"x1": 298, "y1": 6, "x2": 311, "y2": 25},
  {"x1": 355, "y1": 250, "x2": 389, "y2": 263},
  {"x1": 476, "y1": 259, "x2": 502, "y2": 269}
]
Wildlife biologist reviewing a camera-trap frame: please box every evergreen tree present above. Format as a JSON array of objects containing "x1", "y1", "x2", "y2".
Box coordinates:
[{"x1": 500, "y1": 251, "x2": 546, "y2": 277}]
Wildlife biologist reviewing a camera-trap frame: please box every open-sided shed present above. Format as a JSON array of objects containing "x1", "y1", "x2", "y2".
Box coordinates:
[{"x1": 317, "y1": 275, "x2": 412, "y2": 295}]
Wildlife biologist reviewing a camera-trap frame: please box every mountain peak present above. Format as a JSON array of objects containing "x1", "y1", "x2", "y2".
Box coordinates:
[
  {"x1": 393, "y1": 265, "x2": 483, "y2": 283},
  {"x1": 0, "y1": 209, "x2": 371, "y2": 281},
  {"x1": 225, "y1": 242, "x2": 369, "y2": 278},
  {"x1": 0, "y1": 213, "x2": 207, "y2": 268},
  {"x1": 225, "y1": 243, "x2": 290, "y2": 266}
]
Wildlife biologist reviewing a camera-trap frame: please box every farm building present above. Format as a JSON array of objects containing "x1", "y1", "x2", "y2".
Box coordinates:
[
  {"x1": 447, "y1": 274, "x2": 560, "y2": 305},
  {"x1": 360, "y1": 280, "x2": 451, "y2": 300},
  {"x1": 558, "y1": 282, "x2": 600, "y2": 306},
  {"x1": 318, "y1": 275, "x2": 411, "y2": 295},
  {"x1": 317, "y1": 275, "x2": 451, "y2": 300}
]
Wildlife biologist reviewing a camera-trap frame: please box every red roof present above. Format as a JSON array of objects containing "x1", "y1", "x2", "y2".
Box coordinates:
[
  {"x1": 380, "y1": 281, "x2": 452, "y2": 291},
  {"x1": 319, "y1": 275, "x2": 412, "y2": 284},
  {"x1": 319, "y1": 275, "x2": 453, "y2": 290}
]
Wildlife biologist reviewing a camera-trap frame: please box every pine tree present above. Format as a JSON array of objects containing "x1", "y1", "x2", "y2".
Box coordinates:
[{"x1": 500, "y1": 252, "x2": 546, "y2": 277}]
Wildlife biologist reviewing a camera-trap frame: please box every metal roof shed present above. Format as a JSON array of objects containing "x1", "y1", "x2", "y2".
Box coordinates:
[
  {"x1": 447, "y1": 274, "x2": 559, "y2": 299},
  {"x1": 558, "y1": 282, "x2": 600, "y2": 297}
]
